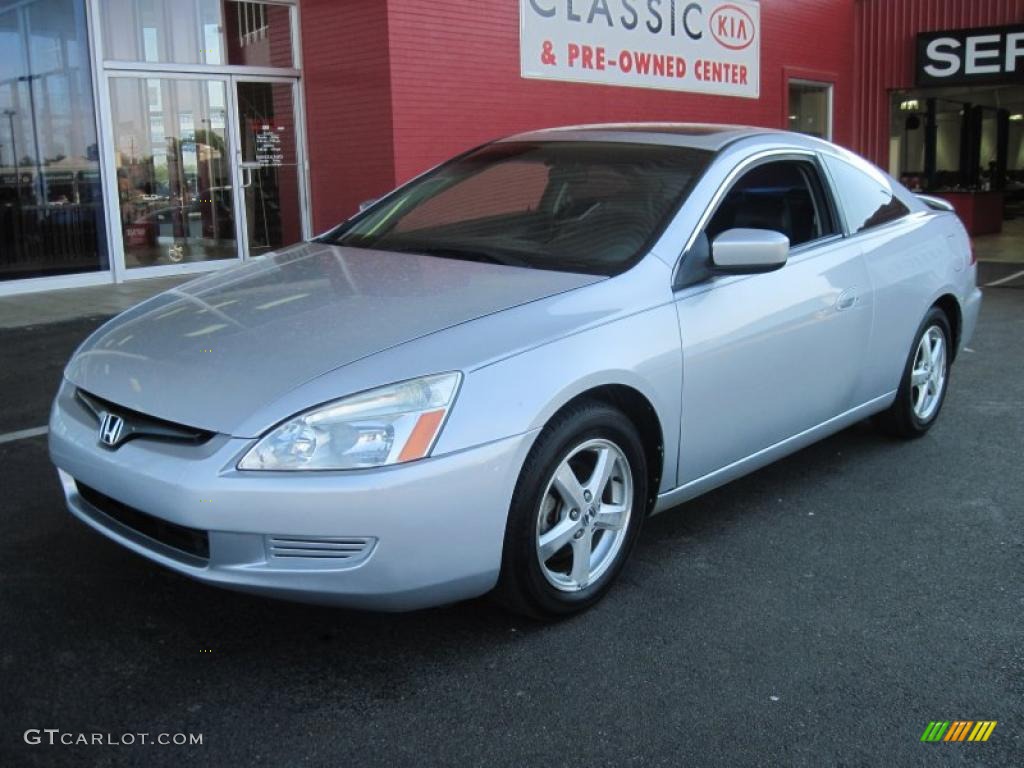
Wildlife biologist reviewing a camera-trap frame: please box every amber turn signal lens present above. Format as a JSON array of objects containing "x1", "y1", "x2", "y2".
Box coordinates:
[{"x1": 397, "y1": 409, "x2": 447, "y2": 462}]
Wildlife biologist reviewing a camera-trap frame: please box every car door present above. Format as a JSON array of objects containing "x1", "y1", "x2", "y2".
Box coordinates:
[
  {"x1": 673, "y1": 154, "x2": 874, "y2": 486},
  {"x1": 820, "y1": 153, "x2": 934, "y2": 401}
]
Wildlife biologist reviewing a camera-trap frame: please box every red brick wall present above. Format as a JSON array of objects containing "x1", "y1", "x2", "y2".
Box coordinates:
[
  {"x1": 852, "y1": 0, "x2": 1023, "y2": 168},
  {"x1": 293, "y1": 2, "x2": 1024, "y2": 235},
  {"x1": 385, "y1": 0, "x2": 856, "y2": 183},
  {"x1": 301, "y1": 1, "x2": 860, "y2": 231},
  {"x1": 300, "y1": 0, "x2": 395, "y2": 231}
]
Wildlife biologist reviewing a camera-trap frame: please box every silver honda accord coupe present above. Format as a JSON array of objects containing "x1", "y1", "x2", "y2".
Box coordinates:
[{"x1": 49, "y1": 124, "x2": 981, "y2": 617}]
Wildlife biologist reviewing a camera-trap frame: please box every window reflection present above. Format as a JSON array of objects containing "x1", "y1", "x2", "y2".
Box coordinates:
[
  {"x1": 102, "y1": 0, "x2": 293, "y2": 68},
  {"x1": 224, "y1": 2, "x2": 293, "y2": 68},
  {"x1": 824, "y1": 156, "x2": 910, "y2": 233},
  {"x1": 236, "y1": 81, "x2": 302, "y2": 255},
  {"x1": 110, "y1": 78, "x2": 235, "y2": 268},
  {"x1": 0, "y1": 0, "x2": 107, "y2": 281}
]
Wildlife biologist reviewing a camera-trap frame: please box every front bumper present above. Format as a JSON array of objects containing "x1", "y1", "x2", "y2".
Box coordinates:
[{"x1": 49, "y1": 379, "x2": 536, "y2": 611}]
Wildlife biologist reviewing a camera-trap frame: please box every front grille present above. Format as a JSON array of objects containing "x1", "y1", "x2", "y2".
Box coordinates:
[
  {"x1": 75, "y1": 389, "x2": 215, "y2": 447},
  {"x1": 75, "y1": 482, "x2": 210, "y2": 562},
  {"x1": 267, "y1": 536, "x2": 374, "y2": 561}
]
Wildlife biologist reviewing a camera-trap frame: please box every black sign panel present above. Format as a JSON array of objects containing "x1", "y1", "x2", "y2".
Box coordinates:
[{"x1": 916, "y1": 24, "x2": 1024, "y2": 86}]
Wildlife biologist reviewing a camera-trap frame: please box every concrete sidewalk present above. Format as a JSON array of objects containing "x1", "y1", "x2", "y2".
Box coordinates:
[{"x1": 0, "y1": 275, "x2": 193, "y2": 330}]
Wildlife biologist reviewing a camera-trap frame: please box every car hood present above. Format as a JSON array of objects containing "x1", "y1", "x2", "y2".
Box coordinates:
[{"x1": 65, "y1": 242, "x2": 603, "y2": 435}]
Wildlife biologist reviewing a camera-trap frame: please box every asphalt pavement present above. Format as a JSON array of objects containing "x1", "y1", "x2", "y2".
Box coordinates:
[{"x1": 1, "y1": 287, "x2": 1021, "y2": 767}]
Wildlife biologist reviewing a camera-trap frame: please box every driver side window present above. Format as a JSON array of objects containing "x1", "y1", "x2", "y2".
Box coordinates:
[{"x1": 706, "y1": 159, "x2": 838, "y2": 248}]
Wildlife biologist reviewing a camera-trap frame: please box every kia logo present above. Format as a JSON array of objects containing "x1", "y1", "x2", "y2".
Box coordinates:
[
  {"x1": 99, "y1": 412, "x2": 125, "y2": 447},
  {"x1": 710, "y1": 4, "x2": 755, "y2": 51}
]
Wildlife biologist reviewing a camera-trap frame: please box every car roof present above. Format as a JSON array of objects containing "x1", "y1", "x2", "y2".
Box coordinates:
[{"x1": 501, "y1": 123, "x2": 819, "y2": 152}]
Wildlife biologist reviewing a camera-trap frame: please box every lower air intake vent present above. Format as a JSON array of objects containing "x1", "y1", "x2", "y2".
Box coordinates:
[
  {"x1": 76, "y1": 481, "x2": 210, "y2": 562},
  {"x1": 267, "y1": 536, "x2": 375, "y2": 562}
]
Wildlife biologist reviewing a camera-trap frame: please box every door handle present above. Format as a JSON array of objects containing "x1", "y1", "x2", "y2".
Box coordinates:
[
  {"x1": 238, "y1": 156, "x2": 260, "y2": 188},
  {"x1": 836, "y1": 288, "x2": 857, "y2": 311}
]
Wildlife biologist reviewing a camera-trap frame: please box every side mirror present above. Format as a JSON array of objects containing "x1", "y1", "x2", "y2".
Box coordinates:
[
  {"x1": 711, "y1": 228, "x2": 789, "y2": 273},
  {"x1": 358, "y1": 198, "x2": 378, "y2": 212}
]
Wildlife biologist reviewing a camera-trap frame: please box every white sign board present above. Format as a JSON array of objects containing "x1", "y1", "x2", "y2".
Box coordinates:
[{"x1": 521, "y1": 0, "x2": 760, "y2": 98}]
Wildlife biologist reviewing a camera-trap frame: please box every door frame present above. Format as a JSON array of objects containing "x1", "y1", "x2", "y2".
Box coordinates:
[
  {"x1": 230, "y1": 74, "x2": 311, "y2": 263},
  {"x1": 87, "y1": 0, "x2": 310, "y2": 285},
  {"x1": 669, "y1": 148, "x2": 871, "y2": 485},
  {"x1": 97, "y1": 70, "x2": 233, "y2": 282},
  {"x1": 96, "y1": 70, "x2": 310, "y2": 282}
]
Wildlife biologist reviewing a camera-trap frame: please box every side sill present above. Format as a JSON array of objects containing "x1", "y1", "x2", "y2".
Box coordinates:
[{"x1": 652, "y1": 392, "x2": 896, "y2": 514}]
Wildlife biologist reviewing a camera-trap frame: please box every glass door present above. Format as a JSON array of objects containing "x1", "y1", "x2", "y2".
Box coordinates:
[
  {"x1": 108, "y1": 75, "x2": 238, "y2": 269},
  {"x1": 106, "y1": 74, "x2": 305, "y2": 273},
  {"x1": 232, "y1": 78, "x2": 303, "y2": 258}
]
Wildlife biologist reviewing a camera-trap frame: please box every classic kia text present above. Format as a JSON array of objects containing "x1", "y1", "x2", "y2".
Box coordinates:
[{"x1": 49, "y1": 124, "x2": 981, "y2": 617}]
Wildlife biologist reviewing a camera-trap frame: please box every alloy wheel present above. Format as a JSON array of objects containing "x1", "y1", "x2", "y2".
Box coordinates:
[
  {"x1": 535, "y1": 438, "x2": 633, "y2": 592},
  {"x1": 910, "y1": 325, "x2": 947, "y2": 421}
]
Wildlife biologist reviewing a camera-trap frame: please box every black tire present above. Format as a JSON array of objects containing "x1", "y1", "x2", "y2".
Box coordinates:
[
  {"x1": 495, "y1": 400, "x2": 648, "y2": 619},
  {"x1": 875, "y1": 306, "x2": 953, "y2": 439}
]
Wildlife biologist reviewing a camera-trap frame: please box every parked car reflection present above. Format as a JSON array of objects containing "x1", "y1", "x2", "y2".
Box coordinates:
[{"x1": 122, "y1": 186, "x2": 235, "y2": 266}]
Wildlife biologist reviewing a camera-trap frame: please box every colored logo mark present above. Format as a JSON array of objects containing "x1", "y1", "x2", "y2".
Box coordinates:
[{"x1": 920, "y1": 721, "x2": 997, "y2": 742}]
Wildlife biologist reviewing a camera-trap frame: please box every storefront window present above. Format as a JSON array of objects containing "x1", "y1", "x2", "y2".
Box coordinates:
[
  {"x1": 890, "y1": 88, "x2": 1023, "y2": 204},
  {"x1": 109, "y1": 77, "x2": 235, "y2": 268},
  {"x1": 102, "y1": 0, "x2": 294, "y2": 68},
  {"x1": 0, "y1": 0, "x2": 107, "y2": 281},
  {"x1": 788, "y1": 81, "x2": 832, "y2": 140}
]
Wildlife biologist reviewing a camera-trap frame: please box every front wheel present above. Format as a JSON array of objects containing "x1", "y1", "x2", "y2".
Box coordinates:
[
  {"x1": 495, "y1": 401, "x2": 647, "y2": 619},
  {"x1": 875, "y1": 307, "x2": 952, "y2": 438}
]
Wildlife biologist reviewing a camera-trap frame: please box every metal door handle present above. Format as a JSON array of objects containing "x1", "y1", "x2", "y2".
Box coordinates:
[
  {"x1": 238, "y1": 154, "x2": 260, "y2": 188},
  {"x1": 836, "y1": 288, "x2": 857, "y2": 311}
]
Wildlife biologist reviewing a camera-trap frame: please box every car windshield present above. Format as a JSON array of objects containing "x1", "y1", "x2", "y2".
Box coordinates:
[{"x1": 322, "y1": 141, "x2": 712, "y2": 276}]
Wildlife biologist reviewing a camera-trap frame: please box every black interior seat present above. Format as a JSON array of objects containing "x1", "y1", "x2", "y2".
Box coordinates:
[
  {"x1": 785, "y1": 193, "x2": 817, "y2": 245},
  {"x1": 733, "y1": 193, "x2": 792, "y2": 238},
  {"x1": 703, "y1": 160, "x2": 833, "y2": 249}
]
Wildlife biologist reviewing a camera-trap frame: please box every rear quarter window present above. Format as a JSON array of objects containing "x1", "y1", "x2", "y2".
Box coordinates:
[{"x1": 824, "y1": 155, "x2": 910, "y2": 233}]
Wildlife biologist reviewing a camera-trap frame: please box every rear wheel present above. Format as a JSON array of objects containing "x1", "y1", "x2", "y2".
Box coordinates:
[
  {"x1": 875, "y1": 307, "x2": 952, "y2": 438},
  {"x1": 495, "y1": 401, "x2": 647, "y2": 619}
]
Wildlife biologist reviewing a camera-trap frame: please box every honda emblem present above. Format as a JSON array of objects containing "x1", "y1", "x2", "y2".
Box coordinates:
[{"x1": 99, "y1": 412, "x2": 125, "y2": 447}]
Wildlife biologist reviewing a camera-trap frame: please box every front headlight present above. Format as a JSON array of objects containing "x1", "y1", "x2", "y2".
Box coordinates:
[{"x1": 238, "y1": 372, "x2": 461, "y2": 471}]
